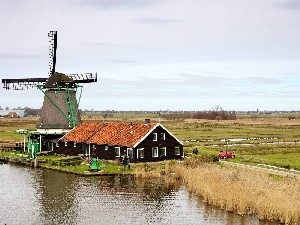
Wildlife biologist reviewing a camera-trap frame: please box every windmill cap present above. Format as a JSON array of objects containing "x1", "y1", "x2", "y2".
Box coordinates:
[{"x1": 45, "y1": 72, "x2": 73, "y2": 88}]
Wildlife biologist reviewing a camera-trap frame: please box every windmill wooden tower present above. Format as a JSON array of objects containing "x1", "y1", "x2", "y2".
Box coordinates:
[{"x1": 2, "y1": 31, "x2": 97, "y2": 153}]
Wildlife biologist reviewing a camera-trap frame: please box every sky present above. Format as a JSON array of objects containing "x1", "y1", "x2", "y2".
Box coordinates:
[{"x1": 0, "y1": 0, "x2": 300, "y2": 111}]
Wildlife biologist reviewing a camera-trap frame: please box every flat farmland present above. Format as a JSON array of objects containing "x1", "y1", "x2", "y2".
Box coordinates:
[{"x1": 1, "y1": 113, "x2": 300, "y2": 170}]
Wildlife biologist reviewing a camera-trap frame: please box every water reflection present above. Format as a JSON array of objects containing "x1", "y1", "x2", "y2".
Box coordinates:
[
  {"x1": 37, "y1": 169, "x2": 78, "y2": 225},
  {"x1": 0, "y1": 164, "x2": 279, "y2": 225},
  {"x1": 0, "y1": 164, "x2": 41, "y2": 225}
]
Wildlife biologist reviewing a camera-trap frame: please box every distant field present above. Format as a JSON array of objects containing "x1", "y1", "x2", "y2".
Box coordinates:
[
  {"x1": 0, "y1": 117, "x2": 37, "y2": 141},
  {"x1": 1, "y1": 113, "x2": 299, "y2": 170}
]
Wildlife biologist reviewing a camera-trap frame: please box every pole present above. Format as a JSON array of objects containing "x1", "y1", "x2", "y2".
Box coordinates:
[
  {"x1": 39, "y1": 135, "x2": 42, "y2": 152},
  {"x1": 23, "y1": 134, "x2": 26, "y2": 153},
  {"x1": 158, "y1": 112, "x2": 161, "y2": 123},
  {"x1": 225, "y1": 139, "x2": 229, "y2": 160},
  {"x1": 34, "y1": 158, "x2": 38, "y2": 168}
]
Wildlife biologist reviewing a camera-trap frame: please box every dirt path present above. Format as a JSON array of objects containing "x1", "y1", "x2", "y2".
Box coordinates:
[{"x1": 221, "y1": 161, "x2": 300, "y2": 179}]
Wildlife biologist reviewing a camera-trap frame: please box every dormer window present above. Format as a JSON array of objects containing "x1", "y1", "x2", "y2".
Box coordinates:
[
  {"x1": 153, "y1": 133, "x2": 157, "y2": 141},
  {"x1": 161, "y1": 133, "x2": 165, "y2": 140}
]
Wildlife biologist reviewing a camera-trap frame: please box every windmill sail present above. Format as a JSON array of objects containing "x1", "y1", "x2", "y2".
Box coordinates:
[{"x1": 48, "y1": 31, "x2": 57, "y2": 77}]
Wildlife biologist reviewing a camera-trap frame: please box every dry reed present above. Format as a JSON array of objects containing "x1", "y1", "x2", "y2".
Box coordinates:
[
  {"x1": 134, "y1": 161, "x2": 181, "y2": 186},
  {"x1": 178, "y1": 162, "x2": 300, "y2": 224}
]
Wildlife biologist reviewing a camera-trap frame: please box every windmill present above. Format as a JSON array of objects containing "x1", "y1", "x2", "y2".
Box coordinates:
[{"x1": 2, "y1": 31, "x2": 97, "y2": 154}]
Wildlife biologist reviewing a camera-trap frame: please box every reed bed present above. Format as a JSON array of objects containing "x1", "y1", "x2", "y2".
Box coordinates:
[{"x1": 176, "y1": 161, "x2": 300, "y2": 224}]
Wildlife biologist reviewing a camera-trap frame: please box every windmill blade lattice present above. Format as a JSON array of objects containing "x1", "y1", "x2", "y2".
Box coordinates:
[
  {"x1": 48, "y1": 31, "x2": 57, "y2": 77},
  {"x1": 2, "y1": 78, "x2": 47, "y2": 90}
]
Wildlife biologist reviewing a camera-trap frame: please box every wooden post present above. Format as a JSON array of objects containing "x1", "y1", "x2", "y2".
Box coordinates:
[{"x1": 34, "y1": 158, "x2": 38, "y2": 168}]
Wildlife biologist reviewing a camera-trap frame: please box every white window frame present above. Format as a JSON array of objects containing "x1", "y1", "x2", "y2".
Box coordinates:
[
  {"x1": 153, "y1": 133, "x2": 158, "y2": 141},
  {"x1": 105, "y1": 146, "x2": 108, "y2": 151},
  {"x1": 65, "y1": 142, "x2": 67, "y2": 147},
  {"x1": 127, "y1": 148, "x2": 133, "y2": 160},
  {"x1": 152, "y1": 147, "x2": 159, "y2": 157},
  {"x1": 56, "y1": 143, "x2": 59, "y2": 148},
  {"x1": 161, "y1": 132, "x2": 166, "y2": 140},
  {"x1": 137, "y1": 148, "x2": 144, "y2": 158},
  {"x1": 74, "y1": 142, "x2": 77, "y2": 148},
  {"x1": 160, "y1": 147, "x2": 166, "y2": 157},
  {"x1": 175, "y1": 146, "x2": 180, "y2": 155},
  {"x1": 115, "y1": 147, "x2": 121, "y2": 157}
]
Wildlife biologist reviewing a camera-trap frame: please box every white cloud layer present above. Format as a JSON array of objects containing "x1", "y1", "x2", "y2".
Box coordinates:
[{"x1": 0, "y1": 0, "x2": 300, "y2": 111}]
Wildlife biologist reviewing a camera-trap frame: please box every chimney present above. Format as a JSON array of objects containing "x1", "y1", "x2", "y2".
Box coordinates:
[{"x1": 145, "y1": 118, "x2": 150, "y2": 124}]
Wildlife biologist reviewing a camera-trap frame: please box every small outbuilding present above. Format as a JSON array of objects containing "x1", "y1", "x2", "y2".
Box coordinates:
[
  {"x1": 54, "y1": 121, "x2": 183, "y2": 162},
  {"x1": 0, "y1": 110, "x2": 26, "y2": 118}
]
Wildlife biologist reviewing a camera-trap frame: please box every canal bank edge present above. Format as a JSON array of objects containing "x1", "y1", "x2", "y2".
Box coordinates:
[{"x1": 0, "y1": 154, "x2": 135, "y2": 176}]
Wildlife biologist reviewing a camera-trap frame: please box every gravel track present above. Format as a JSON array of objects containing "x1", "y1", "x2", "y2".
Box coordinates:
[{"x1": 221, "y1": 161, "x2": 300, "y2": 179}]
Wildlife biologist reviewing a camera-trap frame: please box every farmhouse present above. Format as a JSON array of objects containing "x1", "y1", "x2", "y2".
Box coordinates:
[
  {"x1": 0, "y1": 110, "x2": 26, "y2": 118},
  {"x1": 53, "y1": 121, "x2": 183, "y2": 162}
]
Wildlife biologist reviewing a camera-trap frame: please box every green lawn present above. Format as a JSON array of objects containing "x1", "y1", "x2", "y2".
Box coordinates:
[
  {"x1": 2, "y1": 151, "x2": 135, "y2": 174},
  {"x1": 240, "y1": 153, "x2": 300, "y2": 170}
]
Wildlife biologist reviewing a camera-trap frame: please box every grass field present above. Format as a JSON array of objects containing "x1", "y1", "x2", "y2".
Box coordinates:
[{"x1": 1, "y1": 113, "x2": 300, "y2": 171}]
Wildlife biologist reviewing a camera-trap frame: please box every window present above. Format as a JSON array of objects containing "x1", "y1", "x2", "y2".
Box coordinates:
[
  {"x1": 74, "y1": 142, "x2": 77, "y2": 148},
  {"x1": 56, "y1": 143, "x2": 59, "y2": 148},
  {"x1": 93, "y1": 145, "x2": 97, "y2": 150},
  {"x1": 82, "y1": 144, "x2": 87, "y2": 155},
  {"x1": 65, "y1": 142, "x2": 67, "y2": 147},
  {"x1": 105, "y1": 146, "x2": 108, "y2": 151},
  {"x1": 137, "y1": 148, "x2": 144, "y2": 158},
  {"x1": 175, "y1": 146, "x2": 180, "y2": 155},
  {"x1": 160, "y1": 147, "x2": 166, "y2": 157},
  {"x1": 152, "y1": 147, "x2": 158, "y2": 157},
  {"x1": 161, "y1": 133, "x2": 166, "y2": 140},
  {"x1": 153, "y1": 133, "x2": 157, "y2": 141},
  {"x1": 115, "y1": 147, "x2": 121, "y2": 157},
  {"x1": 127, "y1": 148, "x2": 133, "y2": 160}
]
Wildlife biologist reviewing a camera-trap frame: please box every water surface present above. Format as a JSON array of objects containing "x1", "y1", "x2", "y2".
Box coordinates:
[{"x1": 0, "y1": 164, "x2": 278, "y2": 225}]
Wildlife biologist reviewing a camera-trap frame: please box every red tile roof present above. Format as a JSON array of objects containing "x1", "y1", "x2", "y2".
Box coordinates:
[
  {"x1": 60, "y1": 122, "x2": 106, "y2": 143},
  {"x1": 60, "y1": 122, "x2": 157, "y2": 147}
]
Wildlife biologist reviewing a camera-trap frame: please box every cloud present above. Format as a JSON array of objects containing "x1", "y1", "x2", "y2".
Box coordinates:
[
  {"x1": 134, "y1": 17, "x2": 186, "y2": 25},
  {"x1": 106, "y1": 59, "x2": 137, "y2": 64},
  {"x1": 274, "y1": 0, "x2": 300, "y2": 9},
  {"x1": 0, "y1": 52, "x2": 43, "y2": 59},
  {"x1": 87, "y1": 74, "x2": 234, "y2": 100},
  {"x1": 84, "y1": 42, "x2": 120, "y2": 47},
  {"x1": 177, "y1": 73, "x2": 235, "y2": 87},
  {"x1": 245, "y1": 77, "x2": 281, "y2": 84},
  {"x1": 70, "y1": 0, "x2": 164, "y2": 9}
]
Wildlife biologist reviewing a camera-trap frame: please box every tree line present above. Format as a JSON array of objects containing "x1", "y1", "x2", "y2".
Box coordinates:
[{"x1": 0, "y1": 106, "x2": 237, "y2": 120}]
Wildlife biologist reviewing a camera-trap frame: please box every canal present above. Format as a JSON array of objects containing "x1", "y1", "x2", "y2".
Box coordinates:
[{"x1": 0, "y1": 164, "x2": 278, "y2": 225}]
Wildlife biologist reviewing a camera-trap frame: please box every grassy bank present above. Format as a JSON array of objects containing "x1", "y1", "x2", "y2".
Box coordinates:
[{"x1": 1, "y1": 151, "x2": 134, "y2": 175}]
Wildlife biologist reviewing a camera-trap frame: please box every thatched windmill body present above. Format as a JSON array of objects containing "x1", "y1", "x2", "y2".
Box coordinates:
[{"x1": 2, "y1": 31, "x2": 97, "y2": 154}]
